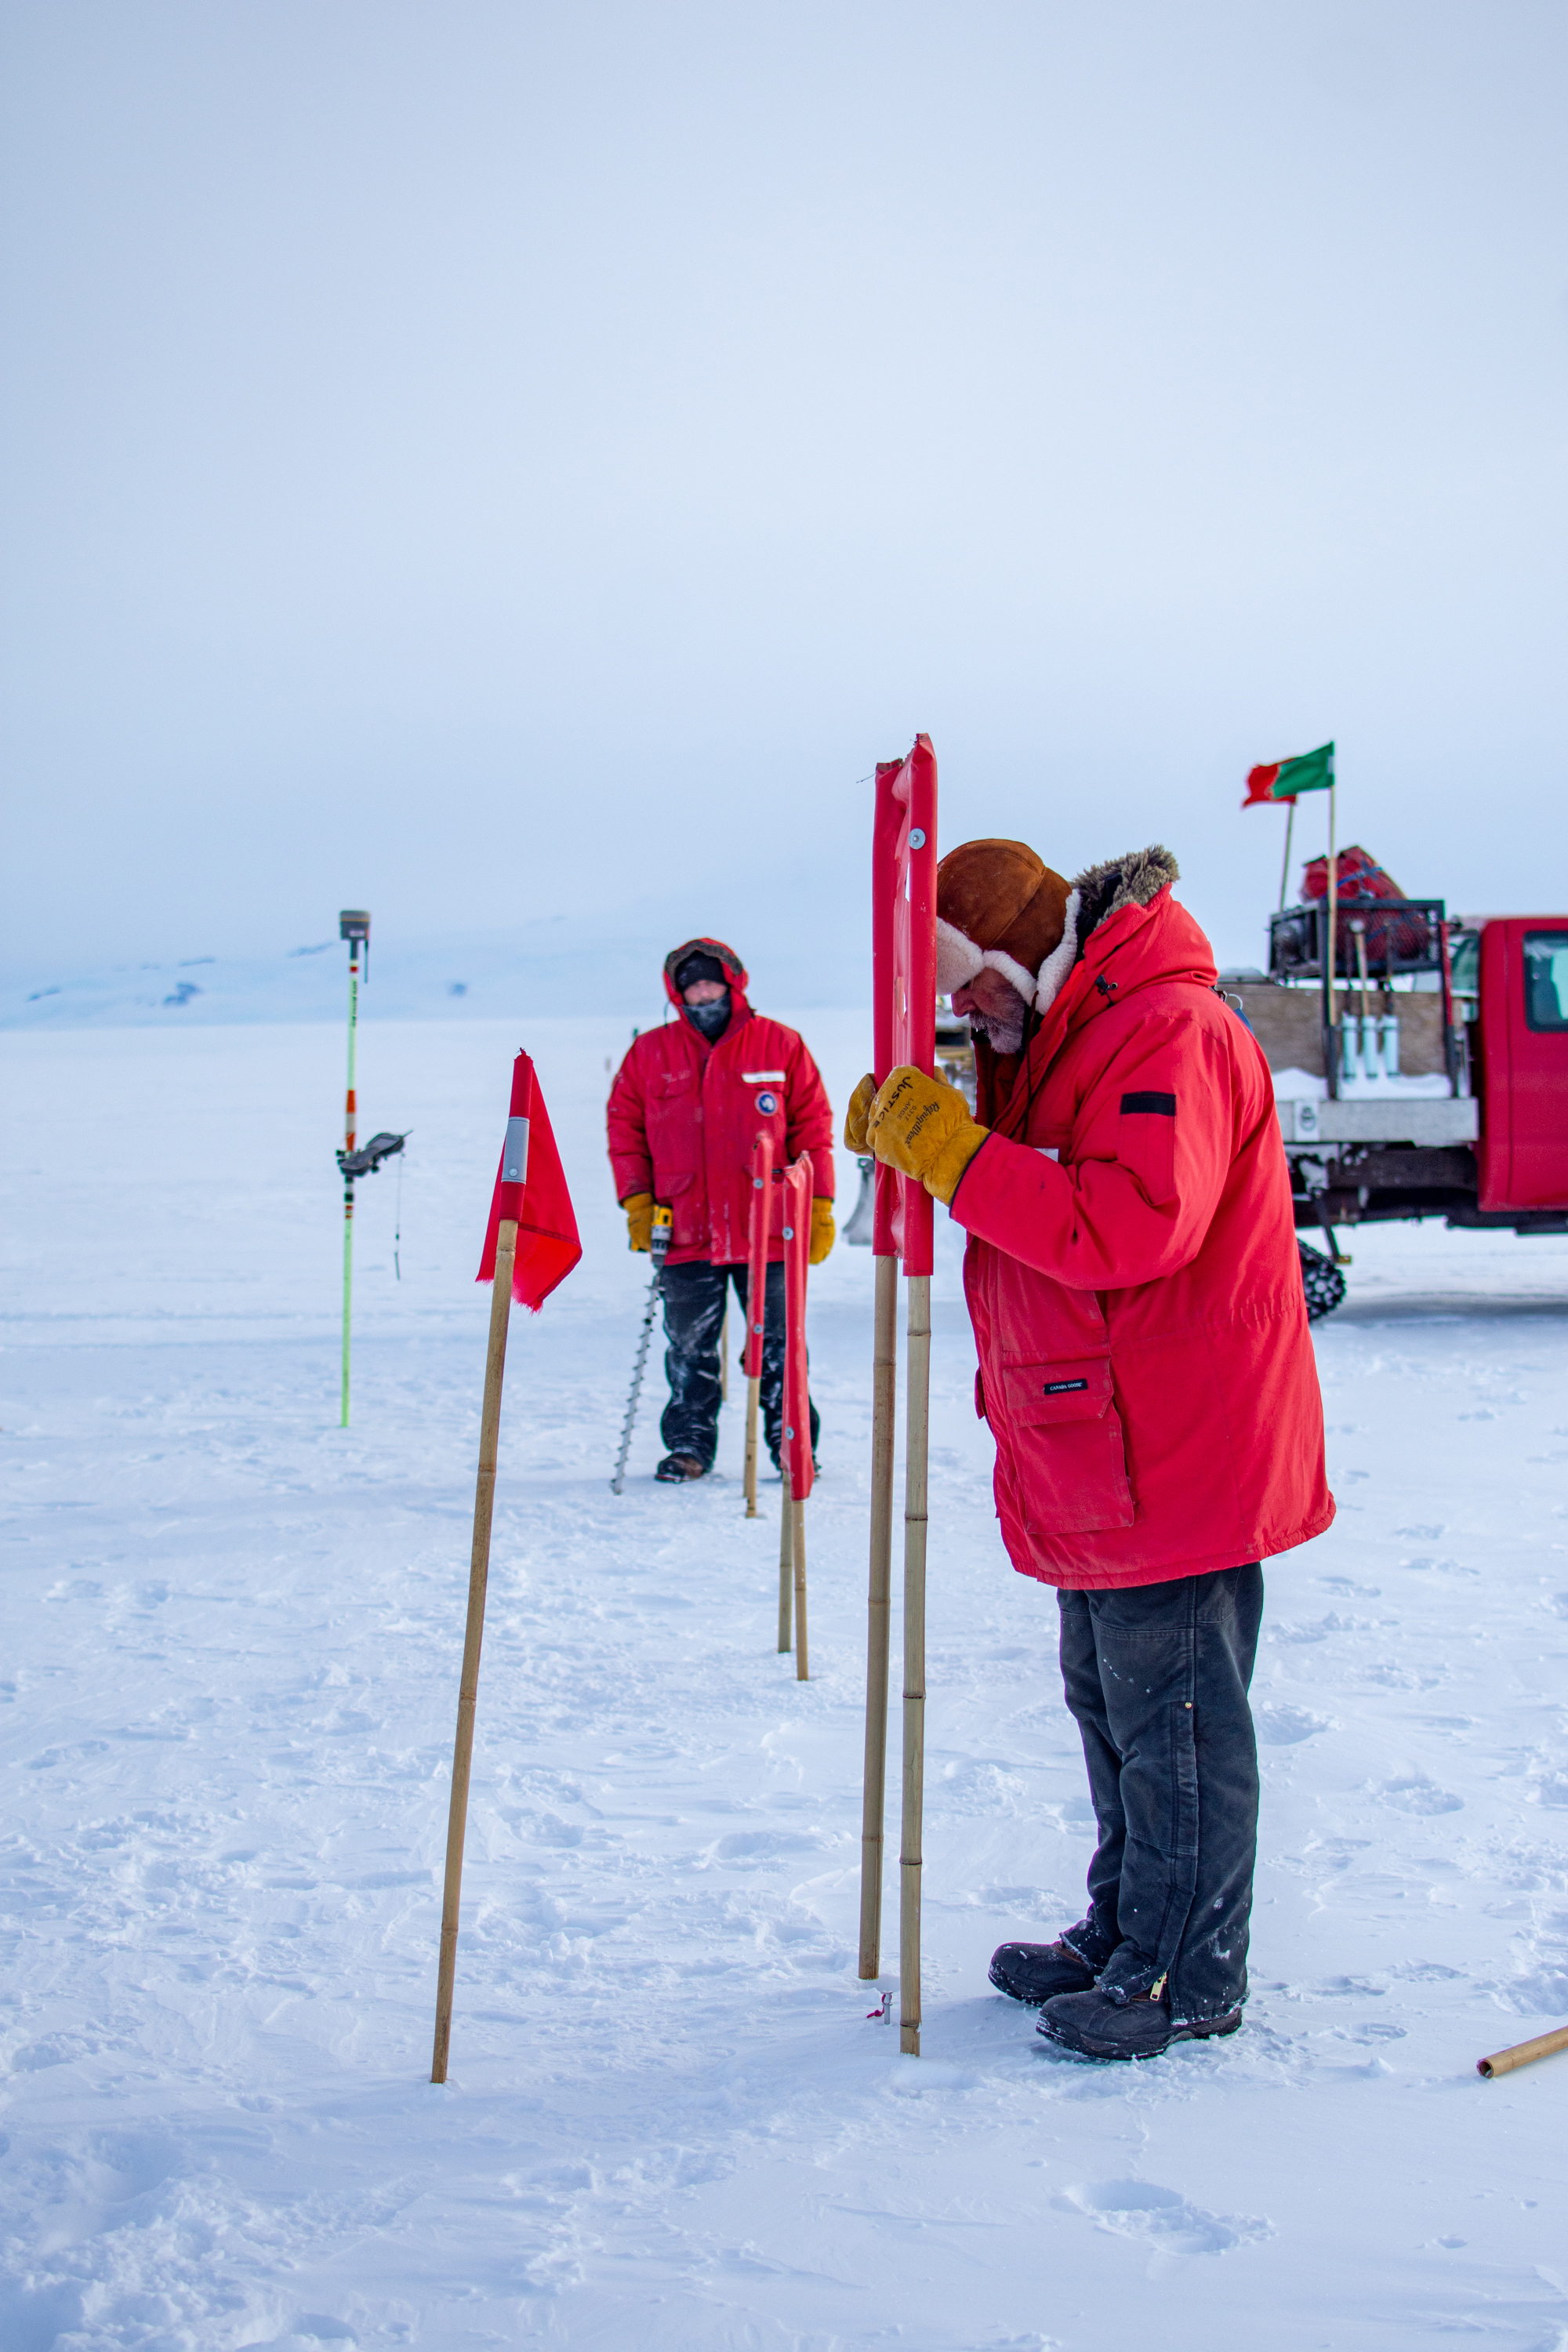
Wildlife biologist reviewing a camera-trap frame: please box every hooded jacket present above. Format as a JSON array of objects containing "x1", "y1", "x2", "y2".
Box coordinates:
[
  {"x1": 953, "y1": 851, "x2": 1333, "y2": 1590},
  {"x1": 606, "y1": 939, "x2": 835, "y2": 1268}
]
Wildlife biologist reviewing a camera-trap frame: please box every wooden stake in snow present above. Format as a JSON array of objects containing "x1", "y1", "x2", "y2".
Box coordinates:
[
  {"x1": 430, "y1": 1052, "x2": 580, "y2": 2085},
  {"x1": 1478, "y1": 2022, "x2": 1568, "y2": 2079},
  {"x1": 777, "y1": 1461, "x2": 793, "y2": 1652},
  {"x1": 858, "y1": 736, "x2": 937, "y2": 2042},
  {"x1": 857, "y1": 1250, "x2": 897, "y2": 1980},
  {"x1": 742, "y1": 1132, "x2": 774, "y2": 1522},
  {"x1": 779, "y1": 1153, "x2": 815, "y2": 1680},
  {"x1": 432, "y1": 1214, "x2": 516, "y2": 2084},
  {"x1": 900, "y1": 1271, "x2": 931, "y2": 2055}
]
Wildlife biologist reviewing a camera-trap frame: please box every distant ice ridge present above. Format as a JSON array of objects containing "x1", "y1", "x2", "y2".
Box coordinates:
[{"x1": 2, "y1": 911, "x2": 869, "y2": 1031}]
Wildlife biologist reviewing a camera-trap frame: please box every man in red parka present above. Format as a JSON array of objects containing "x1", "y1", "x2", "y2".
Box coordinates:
[
  {"x1": 608, "y1": 938, "x2": 836, "y2": 1483},
  {"x1": 849, "y1": 840, "x2": 1332, "y2": 2060}
]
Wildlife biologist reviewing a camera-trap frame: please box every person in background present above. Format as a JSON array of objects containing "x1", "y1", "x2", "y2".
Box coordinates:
[
  {"x1": 849, "y1": 839, "x2": 1331, "y2": 2060},
  {"x1": 607, "y1": 938, "x2": 836, "y2": 1483}
]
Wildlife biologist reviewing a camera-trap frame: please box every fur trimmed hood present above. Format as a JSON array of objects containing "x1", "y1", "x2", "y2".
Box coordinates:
[
  {"x1": 936, "y1": 840, "x2": 1181, "y2": 1022},
  {"x1": 662, "y1": 936, "x2": 749, "y2": 1011},
  {"x1": 1069, "y1": 845, "x2": 1180, "y2": 942}
]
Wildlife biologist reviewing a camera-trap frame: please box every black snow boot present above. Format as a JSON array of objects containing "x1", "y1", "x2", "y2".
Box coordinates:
[
  {"x1": 1036, "y1": 1985, "x2": 1243, "y2": 2062},
  {"x1": 989, "y1": 1940, "x2": 1098, "y2": 2006},
  {"x1": 655, "y1": 1453, "x2": 707, "y2": 1483}
]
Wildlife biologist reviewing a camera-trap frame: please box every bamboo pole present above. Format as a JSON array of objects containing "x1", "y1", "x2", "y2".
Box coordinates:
[
  {"x1": 792, "y1": 1490, "x2": 809, "y2": 1681},
  {"x1": 858, "y1": 1250, "x2": 898, "y2": 1979},
  {"x1": 743, "y1": 1377, "x2": 760, "y2": 1518},
  {"x1": 1478, "y1": 2022, "x2": 1568, "y2": 2079},
  {"x1": 720, "y1": 1304, "x2": 730, "y2": 1403},
  {"x1": 431, "y1": 1216, "x2": 517, "y2": 2085},
  {"x1": 899, "y1": 1272, "x2": 931, "y2": 2056},
  {"x1": 777, "y1": 1462, "x2": 793, "y2": 1652}
]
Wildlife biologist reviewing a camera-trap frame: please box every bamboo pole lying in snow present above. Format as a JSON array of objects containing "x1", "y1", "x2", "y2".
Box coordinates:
[{"x1": 1478, "y1": 2022, "x2": 1568, "y2": 2079}]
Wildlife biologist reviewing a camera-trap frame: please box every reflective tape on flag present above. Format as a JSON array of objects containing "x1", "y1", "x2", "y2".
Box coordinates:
[{"x1": 503, "y1": 1116, "x2": 531, "y2": 1184}]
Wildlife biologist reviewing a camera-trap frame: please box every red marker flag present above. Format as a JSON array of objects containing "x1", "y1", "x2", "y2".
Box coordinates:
[
  {"x1": 477, "y1": 1052, "x2": 582, "y2": 1310},
  {"x1": 872, "y1": 735, "x2": 938, "y2": 1272},
  {"x1": 780, "y1": 1156, "x2": 814, "y2": 1504}
]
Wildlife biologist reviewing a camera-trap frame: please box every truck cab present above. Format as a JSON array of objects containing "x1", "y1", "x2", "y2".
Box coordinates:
[{"x1": 1221, "y1": 903, "x2": 1568, "y2": 1314}]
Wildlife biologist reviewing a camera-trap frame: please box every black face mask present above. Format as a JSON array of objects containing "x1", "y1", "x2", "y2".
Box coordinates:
[{"x1": 685, "y1": 991, "x2": 731, "y2": 1042}]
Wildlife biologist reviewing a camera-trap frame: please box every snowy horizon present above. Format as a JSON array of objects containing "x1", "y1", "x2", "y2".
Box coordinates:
[{"x1": 5, "y1": 1014, "x2": 1567, "y2": 2345}]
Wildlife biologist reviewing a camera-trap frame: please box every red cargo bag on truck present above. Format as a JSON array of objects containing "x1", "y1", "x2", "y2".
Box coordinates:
[{"x1": 1301, "y1": 845, "x2": 1432, "y2": 971}]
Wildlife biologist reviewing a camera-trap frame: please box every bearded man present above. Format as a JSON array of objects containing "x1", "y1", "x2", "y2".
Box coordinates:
[{"x1": 848, "y1": 840, "x2": 1331, "y2": 2060}]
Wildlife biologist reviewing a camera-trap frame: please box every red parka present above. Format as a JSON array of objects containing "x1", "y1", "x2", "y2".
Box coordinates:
[
  {"x1": 953, "y1": 867, "x2": 1332, "y2": 1590},
  {"x1": 606, "y1": 945, "x2": 834, "y2": 1268}
]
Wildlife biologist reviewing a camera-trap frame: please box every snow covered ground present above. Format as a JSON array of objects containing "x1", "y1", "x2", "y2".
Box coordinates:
[{"x1": 5, "y1": 1014, "x2": 1568, "y2": 2352}]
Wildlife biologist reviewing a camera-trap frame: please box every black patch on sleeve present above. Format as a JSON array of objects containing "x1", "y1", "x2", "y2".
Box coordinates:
[
  {"x1": 1043, "y1": 1377, "x2": 1089, "y2": 1395},
  {"x1": 1120, "y1": 1090, "x2": 1176, "y2": 1116}
]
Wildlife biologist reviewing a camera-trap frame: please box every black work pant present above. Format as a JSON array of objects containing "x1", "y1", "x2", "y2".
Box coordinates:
[
  {"x1": 1057, "y1": 1563, "x2": 1263, "y2": 2024},
  {"x1": 658, "y1": 1260, "x2": 819, "y2": 1472}
]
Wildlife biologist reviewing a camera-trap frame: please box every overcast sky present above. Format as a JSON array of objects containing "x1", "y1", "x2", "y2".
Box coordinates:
[{"x1": 2, "y1": 0, "x2": 1564, "y2": 986}]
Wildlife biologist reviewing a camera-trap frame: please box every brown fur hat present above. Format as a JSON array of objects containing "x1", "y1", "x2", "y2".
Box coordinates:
[{"x1": 935, "y1": 839, "x2": 1080, "y2": 1014}]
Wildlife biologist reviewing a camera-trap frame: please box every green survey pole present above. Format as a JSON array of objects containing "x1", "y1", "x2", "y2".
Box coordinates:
[{"x1": 339, "y1": 910, "x2": 370, "y2": 1425}]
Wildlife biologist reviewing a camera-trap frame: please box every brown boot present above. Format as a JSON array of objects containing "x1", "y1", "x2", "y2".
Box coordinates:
[{"x1": 655, "y1": 1454, "x2": 707, "y2": 1483}]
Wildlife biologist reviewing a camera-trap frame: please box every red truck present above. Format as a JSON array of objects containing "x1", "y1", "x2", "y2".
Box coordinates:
[{"x1": 1221, "y1": 898, "x2": 1568, "y2": 1316}]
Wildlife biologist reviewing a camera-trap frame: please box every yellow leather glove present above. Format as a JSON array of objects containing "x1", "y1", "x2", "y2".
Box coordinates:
[
  {"x1": 866, "y1": 1066, "x2": 989, "y2": 1205},
  {"x1": 809, "y1": 1198, "x2": 836, "y2": 1265},
  {"x1": 844, "y1": 1072, "x2": 876, "y2": 1152},
  {"x1": 622, "y1": 1192, "x2": 654, "y2": 1252}
]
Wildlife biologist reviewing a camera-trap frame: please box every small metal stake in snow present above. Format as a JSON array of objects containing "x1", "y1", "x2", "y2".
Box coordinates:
[{"x1": 338, "y1": 910, "x2": 370, "y2": 1425}]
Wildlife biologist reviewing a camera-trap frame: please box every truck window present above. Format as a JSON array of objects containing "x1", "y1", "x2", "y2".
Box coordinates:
[
  {"x1": 1523, "y1": 931, "x2": 1568, "y2": 1031},
  {"x1": 1447, "y1": 930, "x2": 1479, "y2": 996}
]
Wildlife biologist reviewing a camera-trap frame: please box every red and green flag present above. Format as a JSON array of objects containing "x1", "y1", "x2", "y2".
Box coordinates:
[{"x1": 1243, "y1": 740, "x2": 1334, "y2": 808}]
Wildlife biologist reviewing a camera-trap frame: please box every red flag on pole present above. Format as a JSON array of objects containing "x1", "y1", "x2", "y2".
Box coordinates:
[
  {"x1": 477, "y1": 1052, "x2": 583, "y2": 1310},
  {"x1": 872, "y1": 735, "x2": 938, "y2": 1272},
  {"x1": 743, "y1": 1130, "x2": 775, "y2": 1378},
  {"x1": 780, "y1": 1156, "x2": 814, "y2": 1502}
]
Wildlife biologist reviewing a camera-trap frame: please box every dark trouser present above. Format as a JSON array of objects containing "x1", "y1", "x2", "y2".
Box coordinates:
[
  {"x1": 1057, "y1": 1563, "x2": 1263, "y2": 2024},
  {"x1": 658, "y1": 1260, "x2": 820, "y2": 1472}
]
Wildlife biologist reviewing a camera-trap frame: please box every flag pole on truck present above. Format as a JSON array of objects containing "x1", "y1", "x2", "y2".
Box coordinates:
[
  {"x1": 1242, "y1": 743, "x2": 1337, "y2": 1083},
  {"x1": 431, "y1": 1050, "x2": 581, "y2": 2085},
  {"x1": 857, "y1": 737, "x2": 937, "y2": 2054}
]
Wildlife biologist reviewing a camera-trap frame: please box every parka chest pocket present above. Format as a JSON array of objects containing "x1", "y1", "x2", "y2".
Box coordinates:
[
  {"x1": 647, "y1": 1067, "x2": 700, "y2": 1168},
  {"x1": 997, "y1": 1355, "x2": 1134, "y2": 1534},
  {"x1": 1119, "y1": 1089, "x2": 1176, "y2": 1204}
]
